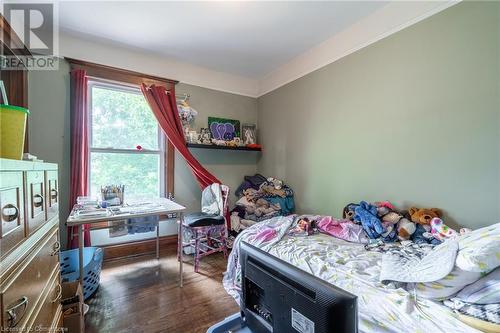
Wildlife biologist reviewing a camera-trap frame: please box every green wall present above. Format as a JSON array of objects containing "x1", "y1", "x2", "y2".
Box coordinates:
[
  {"x1": 28, "y1": 59, "x2": 72, "y2": 229},
  {"x1": 257, "y1": 2, "x2": 500, "y2": 228},
  {"x1": 27, "y1": 1, "x2": 500, "y2": 243},
  {"x1": 28, "y1": 61, "x2": 258, "y2": 246}
]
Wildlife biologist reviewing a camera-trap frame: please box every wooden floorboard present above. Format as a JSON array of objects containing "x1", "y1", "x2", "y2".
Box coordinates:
[{"x1": 85, "y1": 247, "x2": 239, "y2": 333}]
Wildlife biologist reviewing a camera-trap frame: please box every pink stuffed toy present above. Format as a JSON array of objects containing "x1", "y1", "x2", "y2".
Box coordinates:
[{"x1": 430, "y1": 218, "x2": 458, "y2": 241}]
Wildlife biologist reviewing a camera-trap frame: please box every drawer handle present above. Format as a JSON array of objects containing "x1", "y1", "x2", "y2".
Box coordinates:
[
  {"x1": 50, "y1": 188, "x2": 58, "y2": 200},
  {"x1": 51, "y1": 241, "x2": 61, "y2": 256},
  {"x1": 33, "y1": 194, "x2": 44, "y2": 207},
  {"x1": 51, "y1": 284, "x2": 62, "y2": 303},
  {"x1": 6, "y1": 296, "x2": 28, "y2": 328},
  {"x1": 2, "y1": 204, "x2": 19, "y2": 222}
]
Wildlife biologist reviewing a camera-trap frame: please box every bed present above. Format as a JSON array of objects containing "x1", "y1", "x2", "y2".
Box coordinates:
[{"x1": 223, "y1": 215, "x2": 500, "y2": 333}]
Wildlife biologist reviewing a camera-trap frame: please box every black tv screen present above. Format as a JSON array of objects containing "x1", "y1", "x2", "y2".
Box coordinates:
[{"x1": 240, "y1": 242, "x2": 358, "y2": 333}]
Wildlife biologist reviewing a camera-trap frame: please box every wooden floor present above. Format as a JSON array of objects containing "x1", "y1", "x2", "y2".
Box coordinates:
[{"x1": 85, "y1": 247, "x2": 238, "y2": 333}]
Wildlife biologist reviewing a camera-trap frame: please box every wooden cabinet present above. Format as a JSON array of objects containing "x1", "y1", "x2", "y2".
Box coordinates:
[
  {"x1": 26, "y1": 171, "x2": 47, "y2": 235},
  {"x1": 46, "y1": 170, "x2": 59, "y2": 222},
  {"x1": 0, "y1": 171, "x2": 26, "y2": 259},
  {"x1": 0, "y1": 159, "x2": 61, "y2": 333}
]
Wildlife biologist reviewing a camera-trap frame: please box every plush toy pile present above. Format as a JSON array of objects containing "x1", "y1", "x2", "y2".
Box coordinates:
[
  {"x1": 341, "y1": 201, "x2": 468, "y2": 244},
  {"x1": 230, "y1": 174, "x2": 295, "y2": 231}
]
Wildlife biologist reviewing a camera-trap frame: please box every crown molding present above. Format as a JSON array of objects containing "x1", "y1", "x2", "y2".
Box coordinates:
[
  {"x1": 59, "y1": 32, "x2": 260, "y2": 97},
  {"x1": 57, "y1": 1, "x2": 459, "y2": 99},
  {"x1": 257, "y1": 1, "x2": 459, "y2": 97}
]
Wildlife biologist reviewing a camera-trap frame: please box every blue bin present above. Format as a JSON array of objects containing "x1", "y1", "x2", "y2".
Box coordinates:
[{"x1": 60, "y1": 247, "x2": 103, "y2": 300}]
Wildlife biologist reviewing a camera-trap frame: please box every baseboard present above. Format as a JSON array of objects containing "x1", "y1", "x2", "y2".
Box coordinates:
[{"x1": 101, "y1": 234, "x2": 178, "y2": 261}]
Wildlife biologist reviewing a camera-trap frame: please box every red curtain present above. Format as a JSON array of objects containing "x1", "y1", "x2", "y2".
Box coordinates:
[
  {"x1": 68, "y1": 69, "x2": 91, "y2": 249},
  {"x1": 141, "y1": 84, "x2": 221, "y2": 189}
]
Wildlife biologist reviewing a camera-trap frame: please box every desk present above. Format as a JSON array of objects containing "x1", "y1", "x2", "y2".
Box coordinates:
[{"x1": 66, "y1": 198, "x2": 186, "y2": 287}]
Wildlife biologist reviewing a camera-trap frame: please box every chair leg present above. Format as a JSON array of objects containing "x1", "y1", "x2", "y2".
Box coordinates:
[
  {"x1": 177, "y1": 221, "x2": 182, "y2": 262},
  {"x1": 194, "y1": 229, "x2": 200, "y2": 273},
  {"x1": 221, "y1": 227, "x2": 228, "y2": 258}
]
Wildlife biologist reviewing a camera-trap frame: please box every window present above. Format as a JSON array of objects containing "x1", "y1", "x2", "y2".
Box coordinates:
[{"x1": 88, "y1": 81, "x2": 165, "y2": 199}]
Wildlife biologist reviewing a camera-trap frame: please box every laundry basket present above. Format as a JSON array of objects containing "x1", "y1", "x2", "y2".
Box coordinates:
[{"x1": 60, "y1": 247, "x2": 103, "y2": 300}]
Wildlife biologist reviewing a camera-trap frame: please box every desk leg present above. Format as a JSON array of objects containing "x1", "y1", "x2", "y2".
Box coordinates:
[
  {"x1": 156, "y1": 221, "x2": 160, "y2": 260},
  {"x1": 178, "y1": 212, "x2": 184, "y2": 288},
  {"x1": 78, "y1": 225, "x2": 84, "y2": 284}
]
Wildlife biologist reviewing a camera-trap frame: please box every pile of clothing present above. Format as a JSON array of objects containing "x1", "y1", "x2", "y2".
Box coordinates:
[{"x1": 230, "y1": 174, "x2": 295, "y2": 231}]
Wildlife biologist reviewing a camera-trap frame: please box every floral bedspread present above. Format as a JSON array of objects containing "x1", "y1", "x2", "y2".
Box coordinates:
[{"x1": 223, "y1": 217, "x2": 479, "y2": 333}]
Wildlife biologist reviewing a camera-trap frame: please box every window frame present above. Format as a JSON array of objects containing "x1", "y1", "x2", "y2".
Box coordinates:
[{"x1": 87, "y1": 78, "x2": 166, "y2": 198}]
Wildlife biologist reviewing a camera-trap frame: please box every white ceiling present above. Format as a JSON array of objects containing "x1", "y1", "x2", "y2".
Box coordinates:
[
  {"x1": 59, "y1": 1, "x2": 387, "y2": 79},
  {"x1": 54, "y1": 1, "x2": 457, "y2": 96}
]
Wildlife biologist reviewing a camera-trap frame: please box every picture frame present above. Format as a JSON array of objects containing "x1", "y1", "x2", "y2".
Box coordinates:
[
  {"x1": 208, "y1": 117, "x2": 240, "y2": 141},
  {"x1": 242, "y1": 124, "x2": 257, "y2": 145},
  {"x1": 198, "y1": 128, "x2": 212, "y2": 144}
]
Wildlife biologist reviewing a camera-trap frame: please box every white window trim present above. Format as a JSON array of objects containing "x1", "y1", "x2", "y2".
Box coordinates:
[{"x1": 87, "y1": 79, "x2": 166, "y2": 198}]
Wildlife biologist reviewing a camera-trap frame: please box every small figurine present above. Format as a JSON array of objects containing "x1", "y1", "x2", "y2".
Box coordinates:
[{"x1": 198, "y1": 128, "x2": 212, "y2": 145}]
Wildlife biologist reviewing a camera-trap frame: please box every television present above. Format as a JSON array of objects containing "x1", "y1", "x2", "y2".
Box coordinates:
[{"x1": 240, "y1": 242, "x2": 358, "y2": 333}]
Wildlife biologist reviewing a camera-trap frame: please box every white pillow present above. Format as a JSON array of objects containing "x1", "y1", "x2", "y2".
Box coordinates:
[
  {"x1": 456, "y1": 223, "x2": 500, "y2": 273},
  {"x1": 414, "y1": 223, "x2": 500, "y2": 300}
]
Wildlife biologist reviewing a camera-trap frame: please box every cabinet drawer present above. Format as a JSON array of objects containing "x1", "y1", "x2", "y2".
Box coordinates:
[
  {"x1": 1, "y1": 228, "x2": 60, "y2": 329},
  {"x1": 45, "y1": 171, "x2": 59, "y2": 221},
  {"x1": 0, "y1": 171, "x2": 26, "y2": 259},
  {"x1": 29, "y1": 273, "x2": 61, "y2": 332},
  {"x1": 26, "y1": 171, "x2": 47, "y2": 235}
]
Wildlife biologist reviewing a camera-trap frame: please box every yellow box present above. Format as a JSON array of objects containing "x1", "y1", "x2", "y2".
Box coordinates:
[{"x1": 0, "y1": 104, "x2": 29, "y2": 160}]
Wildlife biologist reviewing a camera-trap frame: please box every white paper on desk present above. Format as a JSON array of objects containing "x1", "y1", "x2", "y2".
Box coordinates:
[
  {"x1": 117, "y1": 204, "x2": 165, "y2": 214},
  {"x1": 74, "y1": 209, "x2": 110, "y2": 218}
]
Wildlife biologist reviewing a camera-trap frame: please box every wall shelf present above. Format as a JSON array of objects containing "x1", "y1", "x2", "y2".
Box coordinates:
[{"x1": 187, "y1": 143, "x2": 261, "y2": 151}]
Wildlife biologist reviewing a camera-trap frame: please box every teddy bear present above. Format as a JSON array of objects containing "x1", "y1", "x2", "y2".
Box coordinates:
[
  {"x1": 409, "y1": 207, "x2": 442, "y2": 225},
  {"x1": 408, "y1": 207, "x2": 442, "y2": 244}
]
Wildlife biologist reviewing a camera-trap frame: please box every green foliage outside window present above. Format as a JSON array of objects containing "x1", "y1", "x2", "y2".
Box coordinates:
[{"x1": 89, "y1": 85, "x2": 162, "y2": 199}]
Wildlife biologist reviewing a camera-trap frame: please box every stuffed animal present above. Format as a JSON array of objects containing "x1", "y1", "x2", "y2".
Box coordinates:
[
  {"x1": 375, "y1": 201, "x2": 395, "y2": 211},
  {"x1": 409, "y1": 207, "x2": 442, "y2": 244},
  {"x1": 409, "y1": 207, "x2": 442, "y2": 226},
  {"x1": 430, "y1": 218, "x2": 458, "y2": 241},
  {"x1": 412, "y1": 224, "x2": 442, "y2": 245},
  {"x1": 397, "y1": 217, "x2": 416, "y2": 241},
  {"x1": 373, "y1": 205, "x2": 418, "y2": 241},
  {"x1": 342, "y1": 203, "x2": 359, "y2": 222},
  {"x1": 354, "y1": 201, "x2": 385, "y2": 239},
  {"x1": 408, "y1": 207, "x2": 441, "y2": 244}
]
